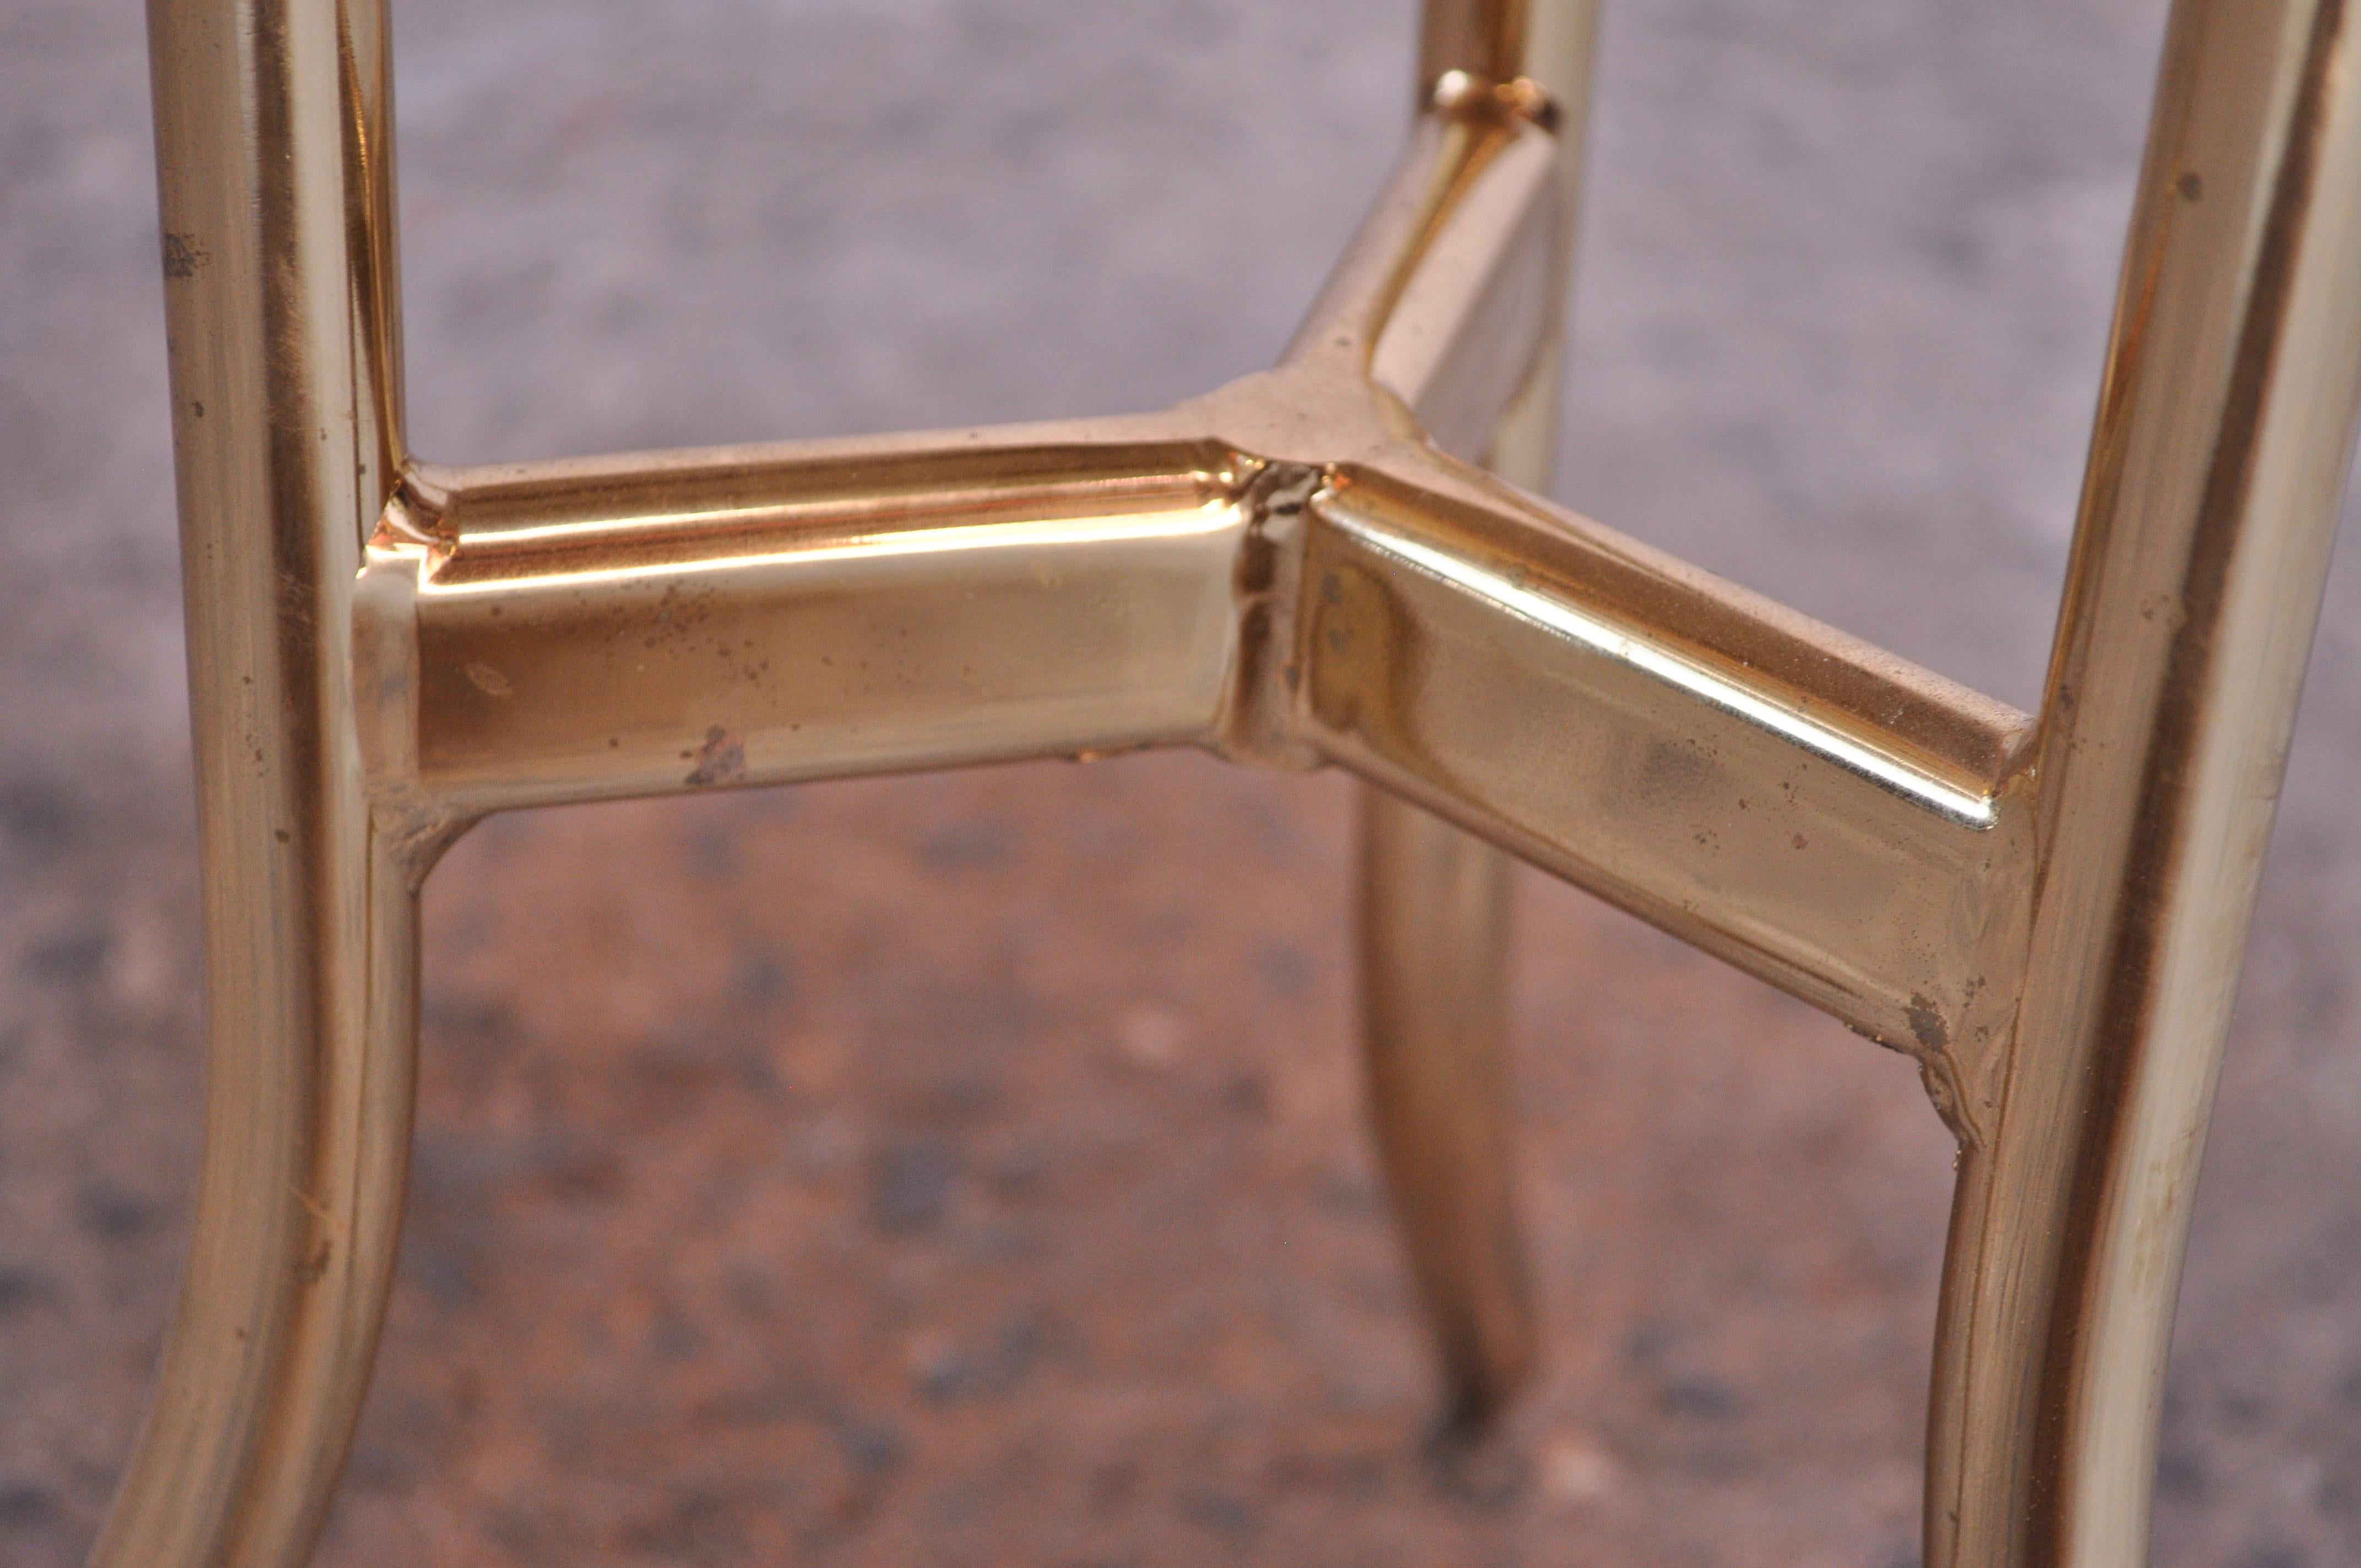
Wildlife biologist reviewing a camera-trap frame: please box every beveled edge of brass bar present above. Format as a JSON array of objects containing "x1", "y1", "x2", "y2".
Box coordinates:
[
  {"x1": 389, "y1": 423, "x2": 1244, "y2": 604},
  {"x1": 1341, "y1": 449, "x2": 2032, "y2": 814}
]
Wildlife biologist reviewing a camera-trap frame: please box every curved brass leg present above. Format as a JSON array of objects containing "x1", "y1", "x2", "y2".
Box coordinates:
[
  {"x1": 1358, "y1": 0, "x2": 1598, "y2": 1431},
  {"x1": 100, "y1": 2, "x2": 425, "y2": 1563},
  {"x1": 1358, "y1": 788, "x2": 1531, "y2": 1430},
  {"x1": 91, "y1": 845, "x2": 424, "y2": 1568},
  {"x1": 1351, "y1": 353, "x2": 1562, "y2": 1431},
  {"x1": 1925, "y1": 4, "x2": 2361, "y2": 1564}
]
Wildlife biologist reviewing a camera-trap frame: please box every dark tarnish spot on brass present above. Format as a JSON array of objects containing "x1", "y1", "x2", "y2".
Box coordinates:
[
  {"x1": 684, "y1": 725, "x2": 746, "y2": 787},
  {"x1": 297, "y1": 1238, "x2": 332, "y2": 1286},
  {"x1": 1906, "y1": 993, "x2": 1950, "y2": 1050},
  {"x1": 1638, "y1": 739, "x2": 1715, "y2": 804},
  {"x1": 162, "y1": 232, "x2": 208, "y2": 278}
]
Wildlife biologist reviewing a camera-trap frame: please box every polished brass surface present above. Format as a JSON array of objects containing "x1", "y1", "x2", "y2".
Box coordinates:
[
  {"x1": 1929, "y1": 4, "x2": 2361, "y2": 1563},
  {"x1": 1351, "y1": 3, "x2": 1597, "y2": 1435},
  {"x1": 115, "y1": 0, "x2": 2361, "y2": 1563}
]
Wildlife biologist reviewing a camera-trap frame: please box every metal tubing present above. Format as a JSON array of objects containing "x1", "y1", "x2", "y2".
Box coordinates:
[
  {"x1": 1353, "y1": 0, "x2": 1601, "y2": 1430},
  {"x1": 1928, "y1": 2, "x2": 2361, "y2": 1562},
  {"x1": 1366, "y1": 117, "x2": 1564, "y2": 458},
  {"x1": 1302, "y1": 446, "x2": 2035, "y2": 1131},
  {"x1": 105, "y1": 2, "x2": 422, "y2": 1565},
  {"x1": 108, "y1": 0, "x2": 2361, "y2": 1558},
  {"x1": 1282, "y1": 112, "x2": 1558, "y2": 405},
  {"x1": 1359, "y1": 789, "x2": 1527, "y2": 1429},
  {"x1": 387, "y1": 429, "x2": 1250, "y2": 816},
  {"x1": 1416, "y1": 0, "x2": 1591, "y2": 111}
]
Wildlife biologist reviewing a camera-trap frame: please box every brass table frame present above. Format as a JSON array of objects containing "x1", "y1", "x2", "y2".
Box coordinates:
[{"x1": 112, "y1": 0, "x2": 2361, "y2": 1563}]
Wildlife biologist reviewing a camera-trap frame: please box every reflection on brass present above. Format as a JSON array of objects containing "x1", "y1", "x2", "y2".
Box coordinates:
[{"x1": 111, "y1": 0, "x2": 2361, "y2": 1562}]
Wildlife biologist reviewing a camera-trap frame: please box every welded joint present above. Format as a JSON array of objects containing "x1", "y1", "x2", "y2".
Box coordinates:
[
  {"x1": 1215, "y1": 453, "x2": 1332, "y2": 770},
  {"x1": 1428, "y1": 66, "x2": 1562, "y2": 134},
  {"x1": 349, "y1": 473, "x2": 476, "y2": 883}
]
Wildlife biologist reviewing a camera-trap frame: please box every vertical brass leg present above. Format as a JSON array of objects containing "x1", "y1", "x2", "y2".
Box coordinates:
[
  {"x1": 1926, "y1": 4, "x2": 2361, "y2": 1564},
  {"x1": 99, "y1": 3, "x2": 427, "y2": 1565},
  {"x1": 1361, "y1": 0, "x2": 1600, "y2": 1431}
]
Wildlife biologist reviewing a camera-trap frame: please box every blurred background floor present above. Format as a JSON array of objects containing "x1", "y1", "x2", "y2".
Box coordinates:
[{"x1": 4, "y1": 2, "x2": 2359, "y2": 1564}]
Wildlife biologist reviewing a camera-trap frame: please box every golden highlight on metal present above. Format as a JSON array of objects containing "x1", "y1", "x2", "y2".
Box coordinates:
[
  {"x1": 109, "y1": 0, "x2": 2361, "y2": 1564},
  {"x1": 1334, "y1": 516, "x2": 2004, "y2": 829},
  {"x1": 405, "y1": 509, "x2": 1243, "y2": 598}
]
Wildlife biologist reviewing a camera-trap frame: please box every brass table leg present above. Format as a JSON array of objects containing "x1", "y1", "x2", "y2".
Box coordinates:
[
  {"x1": 107, "y1": 1, "x2": 2361, "y2": 1564},
  {"x1": 1359, "y1": 789, "x2": 1527, "y2": 1430},
  {"x1": 1926, "y1": 7, "x2": 2361, "y2": 1564},
  {"x1": 1354, "y1": 0, "x2": 1599, "y2": 1435},
  {"x1": 100, "y1": 3, "x2": 428, "y2": 1564}
]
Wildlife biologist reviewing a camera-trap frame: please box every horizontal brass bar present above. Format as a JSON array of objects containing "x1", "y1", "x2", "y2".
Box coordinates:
[
  {"x1": 365, "y1": 368, "x2": 2042, "y2": 1118},
  {"x1": 368, "y1": 97, "x2": 1572, "y2": 825},
  {"x1": 1284, "y1": 97, "x2": 1563, "y2": 459},
  {"x1": 1370, "y1": 116, "x2": 1562, "y2": 460},
  {"x1": 1294, "y1": 442, "x2": 2036, "y2": 1121},
  {"x1": 371, "y1": 426, "x2": 1250, "y2": 817},
  {"x1": 351, "y1": 82, "x2": 2041, "y2": 1121}
]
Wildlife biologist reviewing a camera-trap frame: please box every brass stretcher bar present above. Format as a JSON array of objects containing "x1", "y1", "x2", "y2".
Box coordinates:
[{"x1": 110, "y1": 0, "x2": 2361, "y2": 1563}]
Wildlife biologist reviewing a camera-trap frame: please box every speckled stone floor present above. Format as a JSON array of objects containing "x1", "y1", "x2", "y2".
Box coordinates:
[{"x1": 4, "y1": 3, "x2": 2358, "y2": 1565}]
